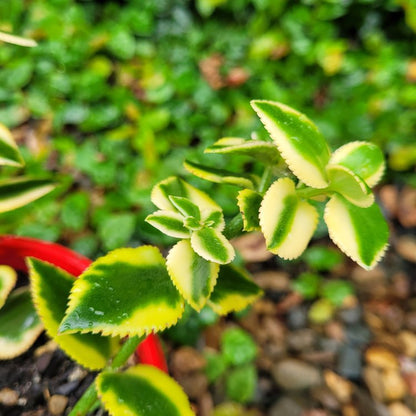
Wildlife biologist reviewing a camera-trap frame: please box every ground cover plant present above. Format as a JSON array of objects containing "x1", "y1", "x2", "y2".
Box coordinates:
[{"x1": 1, "y1": 100, "x2": 389, "y2": 415}]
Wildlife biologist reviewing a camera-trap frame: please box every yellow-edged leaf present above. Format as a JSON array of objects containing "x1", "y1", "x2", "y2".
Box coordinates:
[
  {"x1": 0, "y1": 265, "x2": 17, "y2": 309},
  {"x1": 191, "y1": 228, "x2": 235, "y2": 265},
  {"x1": 251, "y1": 100, "x2": 330, "y2": 188},
  {"x1": 259, "y1": 178, "x2": 318, "y2": 259},
  {"x1": 237, "y1": 189, "x2": 262, "y2": 231},
  {"x1": 145, "y1": 210, "x2": 190, "y2": 238},
  {"x1": 29, "y1": 258, "x2": 119, "y2": 370},
  {"x1": 166, "y1": 240, "x2": 219, "y2": 311},
  {"x1": 329, "y1": 141, "x2": 385, "y2": 188},
  {"x1": 324, "y1": 194, "x2": 389, "y2": 270},
  {"x1": 0, "y1": 287, "x2": 43, "y2": 359},
  {"x1": 96, "y1": 364, "x2": 195, "y2": 416},
  {"x1": 209, "y1": 265, "x2": 263, "y2": 315},
  {"x1": 0, "y1": 177, "x2": 56, "y2": 213},
  {"x1": 59, "y1": 246, "x2": 185, "y2": 338}
]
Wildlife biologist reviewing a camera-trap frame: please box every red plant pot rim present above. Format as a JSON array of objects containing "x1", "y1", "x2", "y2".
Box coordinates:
[{"x1": 0, "y1": 235, "x2": 168, "y2": 373}]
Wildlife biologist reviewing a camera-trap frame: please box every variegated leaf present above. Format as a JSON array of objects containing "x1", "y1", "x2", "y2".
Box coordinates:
[
  {"x1": 202, "y1": 210, "x2": 225, "y2": 232},
  {"x1": 0, "y1": 177, "x2": 56, "y2": 213},
  {"x1": 59, "y1": 246, "x2": 185, "y2": 338},
  {"x1": 329, "y1": 141, "x2": 385, "y2": 187},
  {"x1": 209, "y1": 265, "x2": 262, "y2": 315},
  {"x1": 326, "y1": 165, "x2": 374, "y2": 208},
  {"x1": 0, "y1": 287, "x2": 43, "y2": 359},
  {"x1": 169, "y1": 196, "x2": 201, "y2": 221},
  {"x1": 0, "y1": 123, "x2": 24, "y2": 167},
  {"x1": 259, "y1": 178, "x2": 319, "y2": 259},
  {"x1": 145, "y1": 210, "x2": 190, "y2": 238},
  {"x1": 205, "y1": 137, "x2": 281, "y2": 165},
  {"x1": 151, "y1": 176, "x2": 221, "y2": 213},
  {"x1": 251, "y1": 100, "x2": 330, "y2": 188},
  {"x1": 29, "y1": 259, "x2": 119, "y2": 370},
  {"x1": 0, "y1": 265, "x2": 17, "y2": 309},
  {"x1": 184, "y1": 160, "x2": 256, "y2": 189},
  {"x1": 237, "y1": 189, "x2": 262, "y2": 231},
  {"x1": 324, "y1": 194, "x2": 389, "y2": 270},
  {"x1": 96, "y1": 365, "x2": 194, "y2": 416},
  {"x1": 166, "y1": 240, "x2": 219, "y2": 311},
  {"x1": 191, "y1": 228, "x2": 235, "y2": 265}
]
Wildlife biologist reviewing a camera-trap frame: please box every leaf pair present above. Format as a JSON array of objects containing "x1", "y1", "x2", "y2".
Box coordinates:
[
  {"x1": 146, "y1": 177, "x2": 236, "y2": 310},
  {"x1": 251, "y1": 100, "x2": 388, "y2": 269}
]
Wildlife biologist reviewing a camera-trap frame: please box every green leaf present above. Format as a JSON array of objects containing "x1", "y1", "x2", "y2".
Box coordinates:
[
  {"x1": 259, "y1": 178, "x2": 318, "y2": 259},
  {"x1": 221, "y1": 327, "x2": 257, "y2": 366},
  {"x1": 96, "y1": 364, "x2": 194, "y2": 416},
  {"x1": 237, "y1": 189, "x2": 262, "y2": 231},
  {"x1": 166, "y1": 240, "x2": 219, "y2": 311},
  {"x1": 151, "y1": 176, "x2": 221, "y2": 215},
  {"x1": 205, "y1": 137, "x2": 281, "y2": 165},
  {"x1": 169, "y1": 196, "x2": 201, "y2": 221},
  {"x1": 61, "y1": 192, "x2": 90, "y2": 232},
  {"x1": 329, "y1": 141, "x2": 385, "y2": 188},
  {"x1": 184, "y1": 160, "x2": 256, "y2": 189},
  {"x1": 59, "y1": 246, "x2": 185, "y2": 337},
  {"x1": 251, "y1": 100, "x2": 330, "y2": 188},
  {"x1": 0, "y1": 265, "x2": 17, "y2": 309},
  {"x1": 321, "y1": 280, "x2": 354, "y2": 306},
  {"x1": 326, "y1": 165, "x2": 374, "y2": 208},
  {"x1": 0, "y1": 123, "x2": 24, "y2": 167},
  {"x1": 292, "y1": 272, "x2": 321, "y2": 300},
  {"x1": 146, "y1": 210, "x2": 191, "y2": 239},
  {"x1": 29, "y1": 259, "x2": 119, "y2": 370},
  {"x1": 226, "y1": 364, "x2": 257, "y2": 404},
  {"x1": 0, "y1": 287, "x2": 43, "y2": 359},
  {"x1": 303, "y1": 246, "x2": 344, "y2": 271},
  {"x1": 205, "y1": 351, "x2": 228, "y2": 382},
  {"x1": 324, "y1": 194, "x2": 389, "y2": 270},
  {"x1": 308, "y1": 298, "x2": 334, "y2": 324},
  {"x1": 0, "y1": 177, "x2": 56, "y2": 213},
  {"x1": 209, "y1": 265, "x2": 262, "y2": 316},
  {"x1": 98, "y1": 213, "x2": 136, "y2": 250},
  {"x1": 191, "y1": 228, "x2": 235, "y2": 265}
]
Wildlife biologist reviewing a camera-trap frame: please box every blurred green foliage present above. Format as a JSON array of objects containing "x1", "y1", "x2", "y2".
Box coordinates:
[{"x1": 0, "y1": 0, "x2": 415, "y2": 255}]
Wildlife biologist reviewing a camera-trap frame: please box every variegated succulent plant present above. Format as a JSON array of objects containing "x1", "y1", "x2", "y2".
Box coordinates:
[{"x1": 185, "y1": 100, "x2": 389, "y2": 271}]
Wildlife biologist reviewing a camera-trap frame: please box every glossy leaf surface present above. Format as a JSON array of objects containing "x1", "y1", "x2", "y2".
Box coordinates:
[
  {"x1": 151, "y1": 176, "x2": 221, "y2": 213},
  {"x1": 0, "y1": 287, "x2": 43, "y2": 359},
  {"x1": 251, "y1": 100, "x2": 330, "y2": 188},
  {"x1": 145, "y1": 210, "x2": 190, "y2": 238},
  {"x1": 326, "y1": 165, "x2": 374, "y2": 208},
  {"x1": 167, "y1": 240, "x2": 219, "y2": 311},
  {"x1": 29, "y1": 258, "x2": 118, "y2": 370},
  {"x1": 324, "y1": 194, "x2": 389, "y2": 269},
  {"x1": 184, "y1": 160, "x2": 255, "y2": 189},
  {"x1": 0, "y1": 265, "x2": 17, "y2": 309},
  {"x1": 259, "y1": 178, "x2": 318, "y2": 259},
  {"x1": 209, "y1": 265, "x2": 262, "y2": 315},
  {"x1": 205, "y1": 137, "x2": 281, "y2": 165},
  {"x1": 329, "y1": 141, "x2": 385, "y2": 187},
  {"x1": 191, "y1": 228, "x2": 235, "y2": 265},
  {"x1": 60, "y1": 246, "x2": 184, "y2": 337},
  {"x1": 237, "y1": 189, "x2": 262, "y2": 231},
  {"x1": 0, "y1": 177, "x2": 56, "y2": 213},
  {"x1": 96, "y1": 364, "x2": 194, "y2": 416}
]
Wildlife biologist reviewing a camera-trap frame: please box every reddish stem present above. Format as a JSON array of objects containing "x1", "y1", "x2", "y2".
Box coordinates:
[{"x1": 0, "y1": 235, "x2": 168, "y2": 372}]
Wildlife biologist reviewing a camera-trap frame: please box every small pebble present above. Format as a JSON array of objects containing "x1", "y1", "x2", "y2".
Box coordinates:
[
  {"x1": 339, "y1": 306, "x2": 362, "y2": 325},
  {"x1": 48, "y1": 394, "x2": 68, "y2": 416},
  {"x1": 272, "y1": 359, "x2": 322, "y2": 390},
  {"x1": 268, "y1": 397, "x2": 304, "y2": 416},
  {"x1": 389, "y1": 402, "x2": 414, "y2": 416},
  {"x1": 287, "y1": 329, "x2": 316, "y2": 352},
  {"x1": 287, "y1": 305, "x2": 308, "y2": 329},
  {"x1": 399, "y1": 331, "x2": 416, "y2": 357},
  {"x1": 345, "y1": 324, "x2": 371, "y2": 347},
  {"x1": 337, "y1": 345, "x2": 362, "y2": 379},
  {"x1": 395, "y1": 235, "x2": 416, "y2": 263},
  {"x1": 0, "y1": 387, "x2": 19, "y2": 406},
  {"x1": 324, "y1": 370, "x2": 353, "y2": 404},
  {"x1": 365, "y1": 346, "x2": 399, "y2": 370},
  {"x1": 171, "y1": 346, "x2": 206, "y2": 375}
]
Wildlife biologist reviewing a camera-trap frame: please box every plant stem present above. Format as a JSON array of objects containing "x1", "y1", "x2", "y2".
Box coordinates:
[
  {"x1": 223, "y1": 213, "x2": 243, "y2": 240},
  {"x1": 258, "y1": 166, "x2": 273, "y2": 194},
  {"x1": 68, "y1": 335, "x2": 143, "y2": 416}
]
